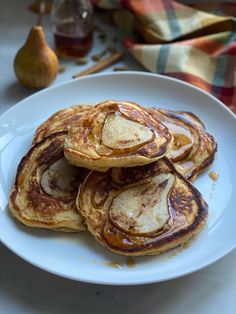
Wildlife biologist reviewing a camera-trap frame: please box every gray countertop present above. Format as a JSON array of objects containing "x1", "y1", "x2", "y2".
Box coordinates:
[
  {"x1": 1, "y1": 244, "x2": 236, "y2": 314},
  {"x1": 1, "y1": 1, "x2": 235, "y2": 313}
]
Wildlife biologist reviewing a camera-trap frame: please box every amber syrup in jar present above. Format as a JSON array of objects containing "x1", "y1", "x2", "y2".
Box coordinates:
[
  {"x1": 52, "y1": 0, "x2": 93, "y2": 58},
  {"x1": 54, "y1": 24, "x2": 93, "y2": 58}
]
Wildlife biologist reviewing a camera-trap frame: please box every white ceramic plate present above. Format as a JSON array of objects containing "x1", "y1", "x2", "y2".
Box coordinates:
[{"x1": 0, "y1": 72, "x2": 236, "y2": 285}]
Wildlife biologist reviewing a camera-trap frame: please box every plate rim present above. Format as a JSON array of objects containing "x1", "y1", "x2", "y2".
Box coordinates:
[
  {"x1": 0, "y1": 71, "x2": 235, "y2": 122},
  {"x1": 1, "y1": 71, "x2": 236, "y2": 285},
  {"x1": 1, "y1": 238, "x2": 235, "y2": 286}
]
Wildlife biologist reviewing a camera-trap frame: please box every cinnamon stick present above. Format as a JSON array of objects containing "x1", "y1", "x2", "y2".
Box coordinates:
[{"x1": 72, "y1": 51, "x2": 124, "y2": 78}]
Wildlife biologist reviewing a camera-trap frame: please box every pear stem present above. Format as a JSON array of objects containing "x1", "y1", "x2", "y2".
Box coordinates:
[{"x1": 37, "y1": 0, "x2": 45, "y2": 26}]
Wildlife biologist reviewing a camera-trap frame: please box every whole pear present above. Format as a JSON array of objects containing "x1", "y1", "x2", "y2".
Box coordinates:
[{"x1": 14, "y1": 25, "x2": 59, "y2": 88}]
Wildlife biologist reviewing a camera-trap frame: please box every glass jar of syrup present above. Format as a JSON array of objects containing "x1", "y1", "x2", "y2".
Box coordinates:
[{"x1": 51, "y1": 0, "x2": 93, "y2": 58}]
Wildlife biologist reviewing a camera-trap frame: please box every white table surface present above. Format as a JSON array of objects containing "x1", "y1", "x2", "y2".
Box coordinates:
[{"x1": 0, "y1": 1, "x2": 235, "y2": 314}]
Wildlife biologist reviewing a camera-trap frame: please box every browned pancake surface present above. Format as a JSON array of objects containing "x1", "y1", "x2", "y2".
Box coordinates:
[
  {"x1": 64, "y1": 100, "x2": 173, "y2": 171},
  {"x1": 9, "y1": 132, "x2": 88, "y2": 232},
  {"x1": 149, "y1": 108, "x2": 217, "y2": 180},
  {"x1": 78, "y1": 157, "x2": 208, "y2": 256},
  {"x1": 33, "y1": 104, "x2": 92, "y2": 144}
]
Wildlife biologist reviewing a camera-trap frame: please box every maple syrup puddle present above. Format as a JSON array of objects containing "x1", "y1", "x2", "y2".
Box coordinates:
[
  {"x1": 104, "y1": 258, "x2": 136, "y2": 269},
  {"x1": 89, "y1": 257, "x2": 137, "y2": 269},
  {"x1": 209, "y1": 171, "x2": 219, "y2": 181},
  {"x1": 104, "y1": 261, "x2": 123, "y2": 269},
  {"x1": 127, "y1": 257, "x2": 136, "y2": 268}
]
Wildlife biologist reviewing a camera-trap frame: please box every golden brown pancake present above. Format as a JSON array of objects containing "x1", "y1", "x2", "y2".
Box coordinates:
[
  {"x1": 64, "y1": 100, "x2": 173, "y2": 171},
  {"x1": 78, "y1": 157, "x2": 208, "y2": 256},
  {"x1": 9, "y1": 132, "x2": 88, "y2": 232},
  {"x1": 33, "y1": 104, "x2": 92, "y2": 144},
  {"x1": 149, "y1": 108, "x2": 217, "y2": 180}
]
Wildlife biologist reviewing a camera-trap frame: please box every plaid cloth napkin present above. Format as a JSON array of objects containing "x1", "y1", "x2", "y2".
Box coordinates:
[{"x1": 93, "y1": 0, "x2": 236, "y2": 113}]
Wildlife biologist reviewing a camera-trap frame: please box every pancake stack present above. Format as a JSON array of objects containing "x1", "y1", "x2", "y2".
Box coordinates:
[{"x1": 9, "y1": 100, "x2": 217, "y2": 256}]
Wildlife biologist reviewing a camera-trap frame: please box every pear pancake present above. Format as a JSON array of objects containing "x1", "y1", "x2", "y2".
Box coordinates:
[
  {"x1": 149, "y1": 108, "x2": 217, "y2": 180},
  {"x1": 64, "y1": 100, "x2": 172, "y2": 171},
  {"x1": 78, "y1": 157, "x2": 208, "y2": 256},
  {"x1": 9, "y1": 132, "x2": 88, "y2": 232},
  {"x1": 33, "y1": 104, "x2": 92, "y2": 144}
]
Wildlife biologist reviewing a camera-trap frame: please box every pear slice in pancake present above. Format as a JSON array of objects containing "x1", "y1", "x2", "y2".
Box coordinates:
[
  {"x1": 9, "y1": 132, "x2": 88, "y2": 232},
  {"x1": 149, "y1": 108, "x2": 217, "y2": 180},
  {"x1": 77, "y1": 157, "x2": 208, "y2": 256},
  {"x1": 33, "y1": 104, "x2": 92, "y2": 144},
  {"x1": 64, "y1": 100, "x2": 173, "y2": 171}
]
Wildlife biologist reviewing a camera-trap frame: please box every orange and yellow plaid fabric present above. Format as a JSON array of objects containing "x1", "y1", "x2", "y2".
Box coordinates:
[{"x1": 93, "y1": 0, "x2": 236, "y2": 113}]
